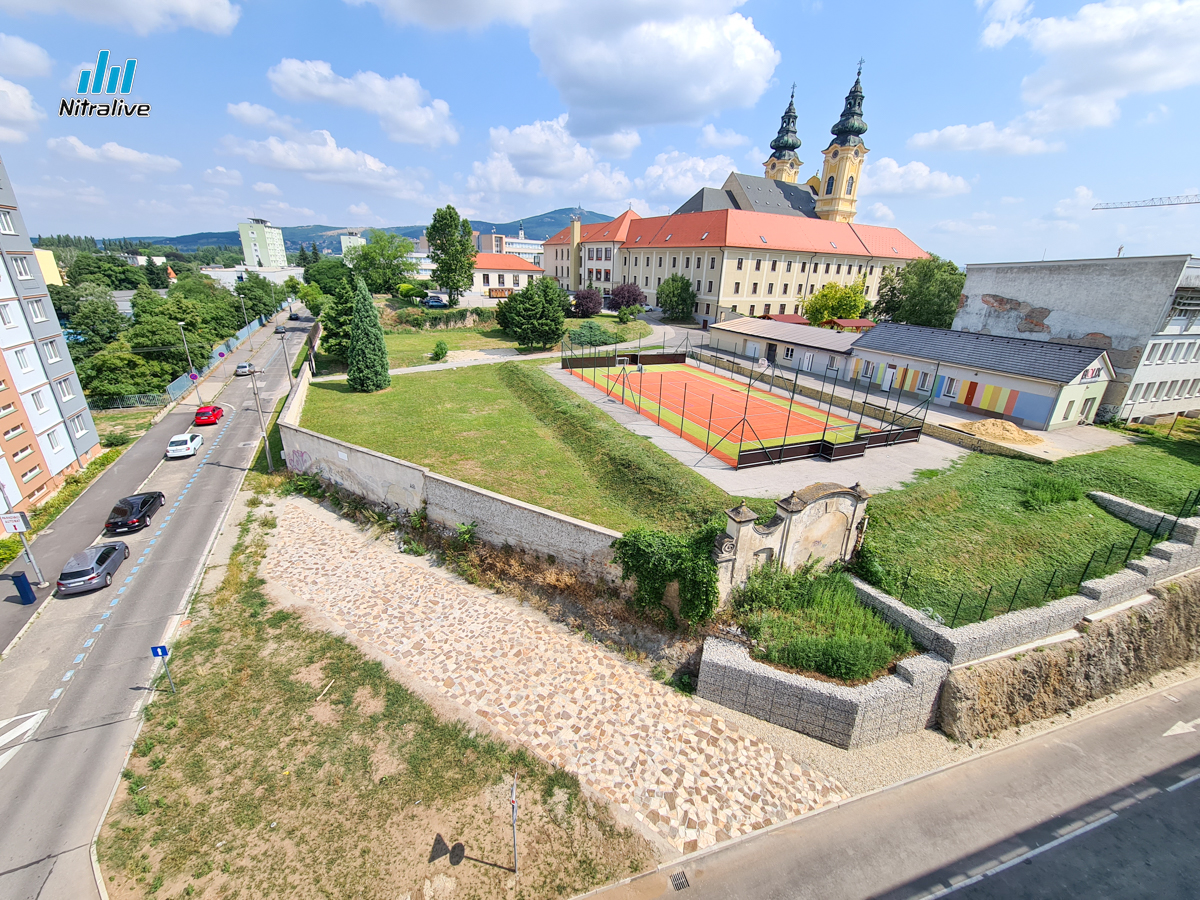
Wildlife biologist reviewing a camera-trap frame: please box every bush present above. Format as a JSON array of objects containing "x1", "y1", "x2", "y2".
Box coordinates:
[
  {"x1": 101, "y1": 431, "x2": 134, "y2": 448},
  {"x1": 572, "y1": 288, "x2": 602, "y2": 318},
  {"x1": 431, "y1": 340, "x2": 449, "y2": 361},
  {"x1": 733, "y1": 564, "x2": 913, "y2": 682},
  {"x1": 1023, "y1": 473, "x2": 1083, "y2": 509},
  {"x1": 568, "y1": 321, "x2": 618, "y2": 346},
  {"x1": 616, "y1": 306, "x2": 634, "y2": 325}
]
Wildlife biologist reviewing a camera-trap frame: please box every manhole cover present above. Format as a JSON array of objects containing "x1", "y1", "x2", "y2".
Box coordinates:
[{"x1": 239, "y1": 441, "x2": 257, "y2": 447}]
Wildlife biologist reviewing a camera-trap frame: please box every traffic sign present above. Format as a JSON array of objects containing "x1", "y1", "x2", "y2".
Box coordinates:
[
  {"x1": 151, "y1": 645, "x2": 169, "y2": 658},
  {"x1": 218, "y1": 351, "x2": 226, "y2": 358},
  {"x1": 0, "y1": 511, "x2": 30, "y2": 533},
  {"x1": 189, "y1": 373, "x2": 198, "y2": 381}
]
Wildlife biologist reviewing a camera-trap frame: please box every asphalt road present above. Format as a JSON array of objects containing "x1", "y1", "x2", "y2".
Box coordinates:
[
  {"x1": 593, "y1": 675, "x2": 1200, "y2": 900},
  {"x1": 0, "y1": 314, "x2": 307, "y2": 900}
]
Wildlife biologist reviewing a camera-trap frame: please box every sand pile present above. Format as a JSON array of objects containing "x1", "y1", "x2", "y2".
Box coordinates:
[{"x1": 958, "y1": 418, "x2": 1044, "y2": 445}]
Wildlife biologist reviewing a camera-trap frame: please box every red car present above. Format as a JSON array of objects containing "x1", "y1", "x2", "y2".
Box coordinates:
[{"x1": 194, "y1": 405, "x2": 224, "y2": 426}]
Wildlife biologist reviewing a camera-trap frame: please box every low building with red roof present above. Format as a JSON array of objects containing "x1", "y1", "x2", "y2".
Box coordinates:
[
  {"x1": 821, "y1": 318, "x2": 876, "y2": 332},
  {"x1": 472, "y1": 252, "x2": 543, "y2": 297}
]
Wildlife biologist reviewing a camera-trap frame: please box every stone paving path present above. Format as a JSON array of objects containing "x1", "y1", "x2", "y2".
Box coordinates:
[{"x1": 263, "y1": 501, "x2": 847, "y2": 853}]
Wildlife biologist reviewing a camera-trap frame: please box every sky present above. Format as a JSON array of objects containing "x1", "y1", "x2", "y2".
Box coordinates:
[{"x1": 0, "y1": 0, "x2": 1197, "y2": 265}]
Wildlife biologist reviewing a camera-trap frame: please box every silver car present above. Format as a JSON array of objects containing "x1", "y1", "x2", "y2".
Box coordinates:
[
  {"x1": 235, "y1": 362, "x2": 254, "y2": 376},
  {"x1": 56, "y1": 541, "x2": 129, "y2": 595}
]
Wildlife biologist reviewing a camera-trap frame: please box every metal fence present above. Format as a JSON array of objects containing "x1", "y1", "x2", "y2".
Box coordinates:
[
  {"x1": 87, "y1": 393, "x2": 169, "y2": 411},
  {"x1": 894, "y1": 490, "x2": 1200, "y2": 627}
]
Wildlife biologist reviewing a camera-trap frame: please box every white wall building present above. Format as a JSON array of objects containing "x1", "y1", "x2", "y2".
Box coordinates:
[
  {"x1": 238, "y1": 218, "x2": 288, "y2": 268},
  {"x1": 340, "y1": 229, "x2": 366, "y2": 256},
  {"x1": 476, "y1": 223, "x2": 544, "y2": 267},
  {"x1": 199, "y1": 265, "x2": 304, "y2": 290}
]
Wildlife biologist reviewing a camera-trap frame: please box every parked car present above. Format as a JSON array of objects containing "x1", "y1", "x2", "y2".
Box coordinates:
[
  {"x1": 423, "y1": 297, "x2": 450, "y2": 309},
  {"x1": 288, "y1": 312, "x2": 300, "y2": 321},
  {"x1": 235, "y1": 362, "x2": 255, "y2": 376},
  {"x1": 165, "y1": 433, "x2": 202, "y2": 458},
  {"x1": 104, "y1": 492, "x2": 165, "y2": 534},
  {"x1": 56, "y1": 541, "x2": 129, "y2": 595},
  {"x1": 194, "y1": 405, "x2": 223, "y2": 426},
  {"x1": 274, "y1": 325, "x2": 287, "y2": 334}
]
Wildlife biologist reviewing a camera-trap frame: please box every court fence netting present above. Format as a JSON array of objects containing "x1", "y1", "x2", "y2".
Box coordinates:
[{"x1": 560, "y1": 334, "x2": 935, "y2": 469}]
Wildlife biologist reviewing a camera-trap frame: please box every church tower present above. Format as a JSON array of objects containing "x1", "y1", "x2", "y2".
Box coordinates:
[
  {"x1": 814, "y1": 66, "x2": 869, "y2": 223},
  {"x1": 763, "y1": 86, "x2": 802, "y2": 184}
]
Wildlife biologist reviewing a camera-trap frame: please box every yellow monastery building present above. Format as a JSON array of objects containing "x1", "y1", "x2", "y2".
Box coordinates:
[{"x1": 545, "y1": 69, "x2": 928, "y2": 330}]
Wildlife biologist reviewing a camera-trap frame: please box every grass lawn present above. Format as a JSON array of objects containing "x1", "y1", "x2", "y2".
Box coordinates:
[
  {"x1": 93, "y1": 407, "x2": 159, "y2": 443},
  {"x1": 859, "y1": 430, "x2": 1200, "y2": 622},
  {"x1": 97, "y1": 491, "x2": 651, "y2": 900},
  {"x1": 314, "y1": 317, "x2": 655, "y2": 376},
  {"x1": 300, "y1": 362, "x2": 772, "y2": 534}
]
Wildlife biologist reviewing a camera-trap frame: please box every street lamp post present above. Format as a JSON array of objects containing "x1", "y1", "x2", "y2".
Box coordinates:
[
  {"x1": 238, "y1": 294, "x2": 255, "y2": 350},
  {"x1": 178, "y1": 322, "x2": 205, "y2": 405},
  {"x1": 248, "y1": 367, "x2": 275, "y2": 474},
  {"x1": 0, "y1": 480, "x2": 46, "y2": 586},
  {"x1": 279, "y1": 330, "x2": 294, "y2": 391}
]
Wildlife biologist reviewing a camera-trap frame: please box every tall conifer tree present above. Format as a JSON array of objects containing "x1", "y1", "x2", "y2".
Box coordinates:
[
  {"x1": 346, "y1": 276, "x2": 391, "y2": 392},
  {"x1": 319, "y1": 280, "x2": 355, "y2": 362}
]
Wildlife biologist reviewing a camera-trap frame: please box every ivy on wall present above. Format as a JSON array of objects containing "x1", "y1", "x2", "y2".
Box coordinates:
[{"x1": 611, "y1": 518, "x2": 725, "y2": 627}]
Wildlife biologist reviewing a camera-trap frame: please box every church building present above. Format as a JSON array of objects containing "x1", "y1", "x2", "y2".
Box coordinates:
[{"x1": 544, "y1": 69, "x2": 927, "y2": 330}]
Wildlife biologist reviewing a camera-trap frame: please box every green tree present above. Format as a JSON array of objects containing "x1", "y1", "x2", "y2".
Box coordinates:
[
  {"x1": 496, "y1": 277, "x2": 566, "y2": 348},
  {"x1": 320, "y1": 280, "x2": 355, "y2": 362},
  {"x1": 67, "y1": 253, "x2": 147, "y2": 290},
  {"x1": 656, "y1": 274, "x2": 696, "y2": 320},
  {"x1": 75, "y1": 340, "x2": 172, "y2": 398},
  {"x1": 346, "y1": 276, "x2": 391, "y2": 392},
  {"x1": 305, "y1": 258, "x2": 353, "y2": 297},
  {"x1": 48, "y1": 284, "x2": 82, "y2": 324},
  {"x1": 874, "y1": 254, "x2": 964, "y2": 329},
  {"x1": 69, "y1": 298, "x2": 127, "y2": 357},
  {"x1": 344, "y1": 229, "x2": 417, "y2": 295},
  {"x1": 282, "y1": 275, "x2": 303, "y2": 298},
  {"x1": 234, "y1": 273, "x2": 279, "y2": 320},
  {"x1": 144, "y1": 258, "x2": 169, "y2": 289},
  {"x1": 805, "y1": 277, "x2": 868, "y2": 326},
  {"x1": 297, "y1": 282, "x2": 329, "y2": 318},
  {"x1": 295, "y1": 245, "x2": 310, "y2": 267},
  {"x1": 426, "y1": 205, "x2": 476, "y2": 307}
]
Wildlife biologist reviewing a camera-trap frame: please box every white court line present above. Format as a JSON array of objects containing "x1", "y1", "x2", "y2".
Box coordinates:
[
  {"x1": 917, "y1": 813, "x2": 1118, "y2": 899},
  {"x1": 1167, "y1": 773, "x2": 1200, "y2": 792}
]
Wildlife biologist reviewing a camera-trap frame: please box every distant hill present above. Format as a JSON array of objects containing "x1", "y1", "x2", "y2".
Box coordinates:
[{"x1": 104, "y1": 207, "x2": 613, "y2": 255}]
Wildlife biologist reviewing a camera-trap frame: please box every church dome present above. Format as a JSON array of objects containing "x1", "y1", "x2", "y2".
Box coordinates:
[
  {"x1": 828, "y1": 67, "x2": 868, "y2": 149},
  {"x1": 769, "y1": 88, "x2": 802, "y2": 160}
]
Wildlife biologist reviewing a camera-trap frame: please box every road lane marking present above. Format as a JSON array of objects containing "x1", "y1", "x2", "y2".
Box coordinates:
[
  {"x1": 109, "y1": 598, "x2": 119, "y2": 606},
  {"x1": 92, "y1": 624, "x2": 103, "y2": 632},
  {"x1": 74, "y1": 654, "x2": 85, "y2": 663},
  {"x1": 62, "y1": 670, "x2": 75, "y2": 681},
  {"x1": 1162, "y1": 716, "x2": 1200, "y2": 736},
  {"x1": 84, "y1": 639, "x2": 94, "y2": 647},
  {"x1": 124, "y1": 577, "x2": 133, "y2": 583},
  {"x1": 0, "y1": 709, "x2": 48, "y2": 772},
  {"x1": 917, "y1": 813, "x2": 1118, "y2": 899},
  {"x1": 1168, "y1": 773, "x2": 1200, "y2": 792},
  {"x1": 49, "y1": 688, "x2": 61, "y2": 700},
  {"x1": 117, "y1": 587, "x2": 126, "y2": 594}
]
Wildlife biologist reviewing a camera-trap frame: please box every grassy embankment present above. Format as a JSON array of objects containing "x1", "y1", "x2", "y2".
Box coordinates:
[
  {"x1": 97, "y1": 481, "x2": 651, "y2": 899},
  {"x1": 860, "y1": 429, "x2": 1200, "y2": 621},
  {"x1": 301, "y1": 361, "x2": 774, "y2": 534}
]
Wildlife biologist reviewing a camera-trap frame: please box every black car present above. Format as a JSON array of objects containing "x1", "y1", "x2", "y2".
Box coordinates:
[
  {"x1": 274, "y1": 325, "x2": 287, "y2": 334},
  {"x1": 104, "y1": 492, "x2": 166, "y2": 534},
  {"x1": 288, "y1": 312, "x2": 300, "y2": 320}
]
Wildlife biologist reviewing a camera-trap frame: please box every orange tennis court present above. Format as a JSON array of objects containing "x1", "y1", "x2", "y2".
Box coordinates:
[{"x1": 570, "y1": 363, "x2": 871, "y2": 467}]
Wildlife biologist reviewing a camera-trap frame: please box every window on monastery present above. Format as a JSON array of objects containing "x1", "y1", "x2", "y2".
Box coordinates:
[
  {"x1": 847, "y1": 176, "x2": 855, "y2": 195},
  {"x1": 749, "y1": 305, "x2": 755, "y2": 316},
  {"x1": 657, "y1": 277, "x2": 662, "y2": 287},
  {"x1": 604, "y1": 270, "x2": 611, "y2": 282},
  {"x1": 793, "y1": 304, "x2": 800, "y2": 314},
  {"x1": 836, "y1": 264, "x2": 842, "y2": 275},
  {"x1": 810, "y1": 284, "x2": 817, "y2": 294},
  {"x1": 767, "y1": 284, "x2": 774, "y2": 295},
  {"x1": 684, "y1": 257, "x2": 690, "y2": 268},
  {"x1": 737, "y1": 258, "x2": 744, "y2": 270},
  {"x1": 800, "y1": 262, "x2": 807, "y2": 273},
  {"x1": 633, "y1": 256, "x2": 638, "y2": 267},
  {"x1": 824, "y1": 263, "x2": 831, "y2": 274},
  {"x1": 705, "y1": 304, "x2": 711, "y2": 314},
  {"x1": 763, "y1": 304, "x2": 771, "y2": 315},
  {"x1": 786, "y1": 260, "x2": 793, "y2": 273},
  {"x1": 645, "y1": 257, "x2": 650, "y2": 266},
  {"x1": 752, "y1": 259, "x2": 760, "y2": 272},
  {"x1": 709, "y1": 258, "x2": 715, "y2": 269},
  {"x1": 825, "y1": 176, "x2": 834, "y2": 195},
  {"x1": 605, "y1": 248, "x2": 612, "y2": 260},
  {"x1": 623, "y1": 256, "x2": 627, "y2": 266},
  {"x1": 482, "y1": 274, "x2": 489, "y2": 286},
  {"x1": 658, "y1": 257, "x2": 663, "y2": 267},
  {"x1": 671, "y1": 257, "x2": 677, "y2": 268},
  {"x1": 498, "y1": 274, "x2": 505, "y2": 286},
  {"x1": 869, "y1": 265, "x2": 874, "y2": 275},
  {"x1": 782, "y1": 284, "x2": 789, "y2": 295},
  {"x1": 770, "y1": 260, "x2": 778, "y2": 272},
  {"x1": 513, "y1": 275, "x2": 520, "y2": 287},
  {"x1": 751, "y1": 283, "x2": 758, "y2": 295},
  {"x1": 733, "y1": 282, "x2": 741, "y2": 295},
  {"x1": 644, "y1": 277, "x2": 649, "y2": 287},
  {"x1": 707, "y1": 281, "x2": 713, "y2": 293}
]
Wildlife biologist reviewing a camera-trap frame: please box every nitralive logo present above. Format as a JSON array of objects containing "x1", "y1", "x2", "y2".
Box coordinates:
[{"x1": 58, "y1": 50, "x2": 149, "y2": 118}]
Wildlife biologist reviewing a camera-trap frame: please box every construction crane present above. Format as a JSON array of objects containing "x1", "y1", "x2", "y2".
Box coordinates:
[{"x1": 1093, "y1": 194, "x2": 1200, "y2": 210}]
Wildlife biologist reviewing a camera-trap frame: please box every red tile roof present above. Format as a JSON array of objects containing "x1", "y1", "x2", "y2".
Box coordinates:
[
  {"x1": 825, "y1": 318, "x2": 876, "y2": 328},
  {"x1": 473, "y1": 253, "x2": 543, "y2": 272},
  {"x1": 545, "y1": 207, "x2": 927, "y2": 261},
  {"x1": 763, "y1": 313, "x2": 810, "y2": 325}
]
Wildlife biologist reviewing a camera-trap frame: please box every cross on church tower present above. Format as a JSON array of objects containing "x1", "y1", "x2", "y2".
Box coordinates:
[{"x1": 857, "y1": 57, "x2": 865, "y2": 77}]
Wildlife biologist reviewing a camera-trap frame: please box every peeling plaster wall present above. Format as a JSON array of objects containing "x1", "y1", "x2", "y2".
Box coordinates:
[{"x1": 954, "y1": 256, "x2": 1192, "y2": 414}]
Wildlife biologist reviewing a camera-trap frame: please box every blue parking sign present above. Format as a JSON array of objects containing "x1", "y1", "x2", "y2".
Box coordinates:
[{"x1": 151, "y1": 645, "x2": 169, "y2": 658}]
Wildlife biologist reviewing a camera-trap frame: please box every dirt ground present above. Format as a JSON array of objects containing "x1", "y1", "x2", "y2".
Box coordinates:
[{"x1": 958, "y1": 417, "x2": 1043, "y2": 445}]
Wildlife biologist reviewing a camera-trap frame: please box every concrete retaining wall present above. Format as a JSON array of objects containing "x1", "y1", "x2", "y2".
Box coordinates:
[
  {"x1": 277, "y1": 366, "x2": 621, "y2": 577},
  {"x1": 1088, "y1": 491, "x2": 1200, "y2": 542},
  {"x1": 697, "y1": 638, "x2": 949, "y2": 749}
]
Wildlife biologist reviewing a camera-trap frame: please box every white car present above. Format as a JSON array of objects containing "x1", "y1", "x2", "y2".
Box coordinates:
[
  {"x1": 166, "y1": 433, "x2": 203, "y2": 458},
  {"x1": 235, "y1": 362, "x2": 255, "y2": 376}
]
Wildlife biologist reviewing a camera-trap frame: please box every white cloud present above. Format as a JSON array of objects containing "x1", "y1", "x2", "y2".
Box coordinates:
[
  {"x1": 1052, "y1": 185, "x2": 1096, "y2": 218},
  {"x1": 0, "y1": 35, "x2": 52, "y2": 77},
  {"x1": 859, "y1": 158, "x2": 970, "y2": 197},
  {"x1": 227, "y1": 101, "x2": 302, "y2": 137},
  {"x1": 699, "y1": 123, "x2": 749, "y2": 148},
  {"x1": 467, "y1": 115, "x2": 631, "y2": 200},
  {"x1": 909, "y1": 122, "x2": 1060, "y2": 154},
  {"x1": 18, "y1": 176, "x2": 106, "y2": 207},
  {"x1": 347, "y1": 202, "x2": 381, "y2": 222},
  {"x1": 47, "y1": 135, "x2": 181, "y2": 172},
  {"x1": 267, "y1": 58, "x2": 457, "y2": 147},
  {"x1": 591, "y1": 129, "x2": 641, "y2": 158},
  {"x1": 1140, "y1": 103, "x2": 1170, "y2": 124},
  {"x1": 0, "y1": 75, "x2": 44, "y2": 142},
  {"x1": 636, "y1": 150, "x2": 735, "y2": 198},
  {"x1": 931, "y1": 218, "x2": 998, "y2": 234},
  {"x1": 223, "y1": 128, "x2": 424, "y2": 200},
  {"x1": 203, "y1": 165, "x2": 242, "y2": 185},
  {"x1": 0, "y1": 0, "x2": 242, "y2": 34},
  {"x1": 866, "y1": 202, "x2": 894, "y2": 222},
  {"x1": 253, "y1": 181, "x2": 281, "y2": 195},
  {"x1": 929, "y1": 0, "x2": 1200, "y2": 153},
  {"x1": 255, "y1": 199, "x2": 316, "y2": 220},
  {"x1": 348, "y1": 0, "x2": 779, "y2": 135}
]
